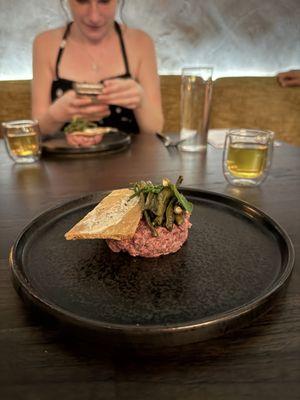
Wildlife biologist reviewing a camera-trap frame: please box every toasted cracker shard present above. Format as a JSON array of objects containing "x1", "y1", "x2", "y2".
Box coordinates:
[{"x1": 65, "y1": 188, "x2": 142, "y2": 241}]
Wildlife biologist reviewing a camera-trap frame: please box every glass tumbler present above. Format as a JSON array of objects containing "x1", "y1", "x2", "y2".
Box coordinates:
[
  {"x1": 179, "y1": 66, "x2": 213, "y2": 152},
  {"x1": 2, "y1": 120, "x2": 41, "y2": 163},
  {"x1": 223, "y1": 129, "x2": 274, "y2": 187}
]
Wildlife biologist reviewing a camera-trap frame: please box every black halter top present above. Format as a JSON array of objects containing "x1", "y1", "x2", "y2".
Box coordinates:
[{"x1": 51, "y1": 21, "x2": 139, "y2": 134}]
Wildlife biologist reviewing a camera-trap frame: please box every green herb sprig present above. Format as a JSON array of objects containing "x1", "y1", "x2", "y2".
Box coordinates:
[
  {"x1": 129, "y1": 180, "x2": 164, "y2": 200},
  {"x1": 64, "y1": 117, "x2": 97, "y2": 134}
]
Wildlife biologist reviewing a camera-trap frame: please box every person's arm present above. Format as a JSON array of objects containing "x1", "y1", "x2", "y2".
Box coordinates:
[
  {"x1": 277, "y1": 70, "x2": 300, "y2": 87},
  {"x1": 31, "y1": 31, "x2": 65, "y2": 134},
  {"x1": 31, "y1": 31, "x2": 111, "y2": 136},
  {"x1": 133, "y1": 32, "x2": 164, "y2": 134},
  {"x1": 134, "y1": 34, "x2": 164, "y2": 133},
  {"x1": 98, "y1": 31, "x2": 164, "y2": 134}
]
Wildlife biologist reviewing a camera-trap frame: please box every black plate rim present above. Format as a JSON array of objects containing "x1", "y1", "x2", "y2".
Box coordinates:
[
  {"x1": 9, "y1": 188, "x2": 295, "y2": 335},
  {"x1": 41, "y1": 130, "x2": 131, "y2": 155}
]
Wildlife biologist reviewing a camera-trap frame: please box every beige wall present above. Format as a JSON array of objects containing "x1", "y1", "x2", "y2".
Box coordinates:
[{"x1": 0, "y1": 0, "x2": 299, "y2": 80}]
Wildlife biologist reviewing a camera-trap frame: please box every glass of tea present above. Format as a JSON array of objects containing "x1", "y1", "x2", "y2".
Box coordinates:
[
  {"x1": 223, "y1": 129, "x2": 274, "y2": 187},
  {"x1": 2, "y1": 120, "x2": 41, "y2": 163}
]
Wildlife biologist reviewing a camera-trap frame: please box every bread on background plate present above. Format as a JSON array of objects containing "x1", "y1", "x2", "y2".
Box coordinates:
[{"x1": 69, "y1": 127, "x2": 118, "y2": 137}]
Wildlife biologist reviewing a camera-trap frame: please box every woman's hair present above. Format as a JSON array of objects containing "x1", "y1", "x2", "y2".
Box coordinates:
[
  {"x1": 60, "y1": 0, "x2": 70, "y2": 20},
  {"x1": 59, "y1": 0, "x2": 126, "y2": 22},
  {"x1": 119, "y1": 0, "x2": 126, "y2": 21}
]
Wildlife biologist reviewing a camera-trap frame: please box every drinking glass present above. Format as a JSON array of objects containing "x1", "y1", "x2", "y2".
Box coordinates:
[
  {"x1": 2, "y1": 120, "x2": 41, "y2": 163},
  {"x1": 178, "y1": 66, "x2": 213, "y2": 152},
  {"x1": 223, "y1": 129, "x2": 274, "y2": 187}
]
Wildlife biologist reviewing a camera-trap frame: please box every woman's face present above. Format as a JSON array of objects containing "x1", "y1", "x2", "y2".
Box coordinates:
[{"x1": 68, "y1": 0, "x2": 118, "y2": 41}]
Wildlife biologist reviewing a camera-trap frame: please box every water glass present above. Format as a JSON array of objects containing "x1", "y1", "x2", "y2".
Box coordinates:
[
  {"x1": 223, "y1": 129, "x2": 274, "y2": 187},
  {"x1": 179, "y1": 66, "x2": 213, "y2": 152},
  {"x1": 2, "y1": 120, "x2": 41, "y2": 163}
]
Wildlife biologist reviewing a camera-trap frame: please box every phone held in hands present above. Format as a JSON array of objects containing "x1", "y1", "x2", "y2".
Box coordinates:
[{"x1": 73, "y1": 82, "x2": 103, "y2": 97}]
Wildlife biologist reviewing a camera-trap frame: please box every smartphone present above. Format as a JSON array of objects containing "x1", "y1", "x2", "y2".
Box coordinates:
[{"x1": 73, "y1": 82, "x2": 103, "y2": 96}]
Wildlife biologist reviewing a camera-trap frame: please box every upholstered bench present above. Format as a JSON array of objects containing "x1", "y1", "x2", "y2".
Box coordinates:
[
  {"x1": 161, "y1": 76, "x2": 300, "y2": 146},
  {"x1": 0, "y1": 80, "x2": 31, "y2": 127},
  {"x1": 1, "y1": 77, "x2": 300, "y2": 145}
]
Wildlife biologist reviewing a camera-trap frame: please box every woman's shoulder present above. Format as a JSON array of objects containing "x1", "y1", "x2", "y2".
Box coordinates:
[
  {"x1": 34, "y1": 26, "x2": 66, "y2": 49},
  {"x1": 121, "y1": 25, "x2": 154, "y2": 48}
]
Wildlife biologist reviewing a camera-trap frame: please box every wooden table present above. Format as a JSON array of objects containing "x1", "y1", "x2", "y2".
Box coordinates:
[{"x1": 0, "y1": 135, "x2": 299, "y2": 399}]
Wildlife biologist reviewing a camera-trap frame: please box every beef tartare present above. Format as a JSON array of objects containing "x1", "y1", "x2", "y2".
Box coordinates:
[
  {"x1": 107, "y1": 214, "x2": 191, "y2": 257},
  {"x1": 65, "y1": 176, "x2": 193, "y2": 258}
]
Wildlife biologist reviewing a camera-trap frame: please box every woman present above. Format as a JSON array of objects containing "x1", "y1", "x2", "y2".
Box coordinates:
[{"x1": 32, "y1": 0, "x2": 164, "y2": 147}]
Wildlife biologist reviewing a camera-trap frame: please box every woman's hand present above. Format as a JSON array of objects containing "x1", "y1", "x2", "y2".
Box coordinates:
[
  {"x1": 97, "y1": 78, "x2": 144, "y2": 109},
  {"x1": 49, "y1": 90, "x2": 111, "y2": 123},
  {"x1": 277, "y1": 70, "x2": 300, "y2": 87}
]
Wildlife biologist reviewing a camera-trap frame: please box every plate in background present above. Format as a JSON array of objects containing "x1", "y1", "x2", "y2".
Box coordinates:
[{"x1": 42, "y1": 130, "x2": 131, "y2": 156}]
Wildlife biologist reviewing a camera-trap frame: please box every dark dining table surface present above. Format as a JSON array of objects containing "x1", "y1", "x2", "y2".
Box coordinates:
[{"x1": 0, "y1": 133, "x2": 299, "y2": 400}]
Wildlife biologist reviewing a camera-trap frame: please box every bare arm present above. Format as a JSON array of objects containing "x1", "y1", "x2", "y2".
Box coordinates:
[
  {"x1": 98, "y1": 31, "x2": 164, "y2": 134},
  {"x1": 133, "y1": 32, "x2": 164, "y2": 134},
  {"x1": 31, "y1": 32, "x2": 64, "y2": 134}
]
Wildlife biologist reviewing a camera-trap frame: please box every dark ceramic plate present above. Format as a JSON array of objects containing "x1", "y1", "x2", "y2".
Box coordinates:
[
  {"x1": 42, "y1": 130, "x2": 131, "y2": 157},
  {"x1": 10, "y1": 189, "x2": 294, "y2": 347}
]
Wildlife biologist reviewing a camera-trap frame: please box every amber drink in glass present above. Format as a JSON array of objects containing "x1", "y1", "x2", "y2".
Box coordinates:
[
  {"x1": 2, "y1": 120, "x2": 41, "y2": 163},
  {"x1": 223, "y1": 129, "x2": 274, "y2": 186}
]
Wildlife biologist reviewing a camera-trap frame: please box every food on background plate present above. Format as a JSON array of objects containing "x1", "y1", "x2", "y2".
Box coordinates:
[
  {"x1": 65, "y1": 177, "x2": 193, "y2": 258},
  {"x1": 64, "y1": 117, "x2": 118, "y2": 138}
]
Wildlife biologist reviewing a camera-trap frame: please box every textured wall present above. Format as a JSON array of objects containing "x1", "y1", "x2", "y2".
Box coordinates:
[{"x1": 0, "y1": 0, "x2": 299, "y2": 80}]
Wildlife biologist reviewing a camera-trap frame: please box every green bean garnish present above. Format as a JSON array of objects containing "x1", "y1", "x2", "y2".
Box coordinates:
[
  {"x1": 143, "y1": 210, "x2": 158, "y2": 237},
  {"x1": 165, "y1": 198, "x2": 176, "y2": 231},
  {"x1": 129, "y1": 176, "x2": 192, "y2": 236}
]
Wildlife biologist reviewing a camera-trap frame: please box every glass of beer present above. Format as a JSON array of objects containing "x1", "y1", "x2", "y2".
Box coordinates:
[
  {"x1": 223, "y1": 129, "x2": 274, "y2": 187},
  {"x1": 2, "y1": 120, "x2": 41, "y2": 163}
]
